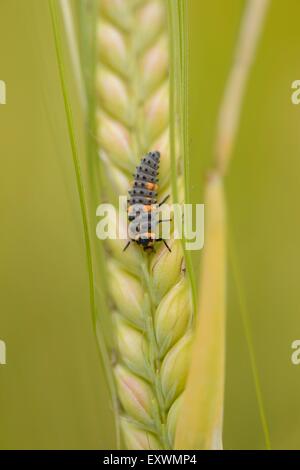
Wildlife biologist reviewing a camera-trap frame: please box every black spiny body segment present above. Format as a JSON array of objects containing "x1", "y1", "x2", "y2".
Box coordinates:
[{"x1": 124, "y1": 151, "x2": 171, "y2": 252}]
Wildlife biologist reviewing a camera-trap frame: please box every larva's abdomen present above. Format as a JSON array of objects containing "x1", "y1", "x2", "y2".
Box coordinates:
[
  {"x1": 127, "y1": 151, "x2": 160, "y2": 249},
  {"x1": 127, "y1": 151, "x2": 160, "y2": 208}
]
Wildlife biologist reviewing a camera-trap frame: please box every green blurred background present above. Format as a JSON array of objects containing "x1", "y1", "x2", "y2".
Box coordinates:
[{"x1": 0, "y1": 0, "x2": 300, "y2": 449}]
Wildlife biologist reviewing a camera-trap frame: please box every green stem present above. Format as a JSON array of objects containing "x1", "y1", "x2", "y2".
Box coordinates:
[
  {"x1": 167, "y1": 1, "x2": 179, "y2": 206},
  {"x1": 49, "y1": 0, "x2": 96, "y2": 328},
  {"x1": 141, "y1": 256, "x2": 171, "y2": 449},
  {"x1": 167, "y1": 0, "x2": 197, "y2": 316}
]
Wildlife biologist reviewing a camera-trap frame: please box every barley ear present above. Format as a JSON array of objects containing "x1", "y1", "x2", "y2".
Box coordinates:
[{"x1": 96, "y1": 0, "x2": 193, "y2": 449}]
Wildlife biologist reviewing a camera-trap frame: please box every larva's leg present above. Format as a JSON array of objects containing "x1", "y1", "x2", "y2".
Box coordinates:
[
  {"x1": 158, "y1": 194, "x2": 170, "y2": 207},
  {"x1": 123, "y1": 241, "x2": 131, "y2": 252},
  {"x1": 158, "y1": 219, "x2": 172, "y2": 224},
  {"x1": 156, "y1": 238, "x2": 172, "y2": 252}
]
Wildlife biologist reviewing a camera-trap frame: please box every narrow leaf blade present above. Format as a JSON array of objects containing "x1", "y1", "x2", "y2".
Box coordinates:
[{"x1": 175, "y1": 174, "x2": 226, "y2": 450}]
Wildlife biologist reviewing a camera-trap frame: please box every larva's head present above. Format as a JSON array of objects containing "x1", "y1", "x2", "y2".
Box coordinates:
[{"x1": 135, "y1": 232, "x2": 156, "y2": 250}]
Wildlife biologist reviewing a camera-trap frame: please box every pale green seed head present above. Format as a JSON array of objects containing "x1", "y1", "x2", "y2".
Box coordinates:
[
  {"x1": 96, "y1": 111, "x2": 135, "y2": 172},
  {"x1": 114, "y1": 364, "x2": 154, "y2": 427},
  {"x1": 155, "y1": 277, "x2": 192, "y2": 357},
  {"x1": 151, "y1": 240, "x2": 184, "y2": 303},
  {"x1": 120, "y1": 417, "x2": 162, "y2": 450},
  {"x1": 108, "y1": 261, "x2": 144, "y2": 328},
  {"x1": 105, "y1": 213, "x2": 142, "y2": 277},
  {"x1": 140, "y1": 36, "x2": 168, "y2": 98},
  {"x1": 96, "y1": 66, "x2": 133, "y2": 127},
  {"x1": 152, "y1": 129, "x2": 170, "y2": 190},
  {"x1": 95, "y1": 0, "x2": 193, "y2": 450},
  {"x1": 136, "y1": 0, "x2": 166, "y2": 52},
  {"x1": 113, "y1": 314, "x2": 149, "y2": 379},
  {"x1": 144, "y1": 83, "x2": 169, "y2": 144},
  {"x1": 97, "y1": 22, "x2": 128, "y2": 76},
  {"x1": 161, "y1": 333, "x2": 193, "y2": 408},
  {"x1": 100, "y1": 155, "x2": 130, "y2": 197},
  {"x1": 100, "y1": 0, "x2": 132, "y2": 34},
  {"x1": 167, "y1": 395, "x2": 183, "y2": 446}
]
